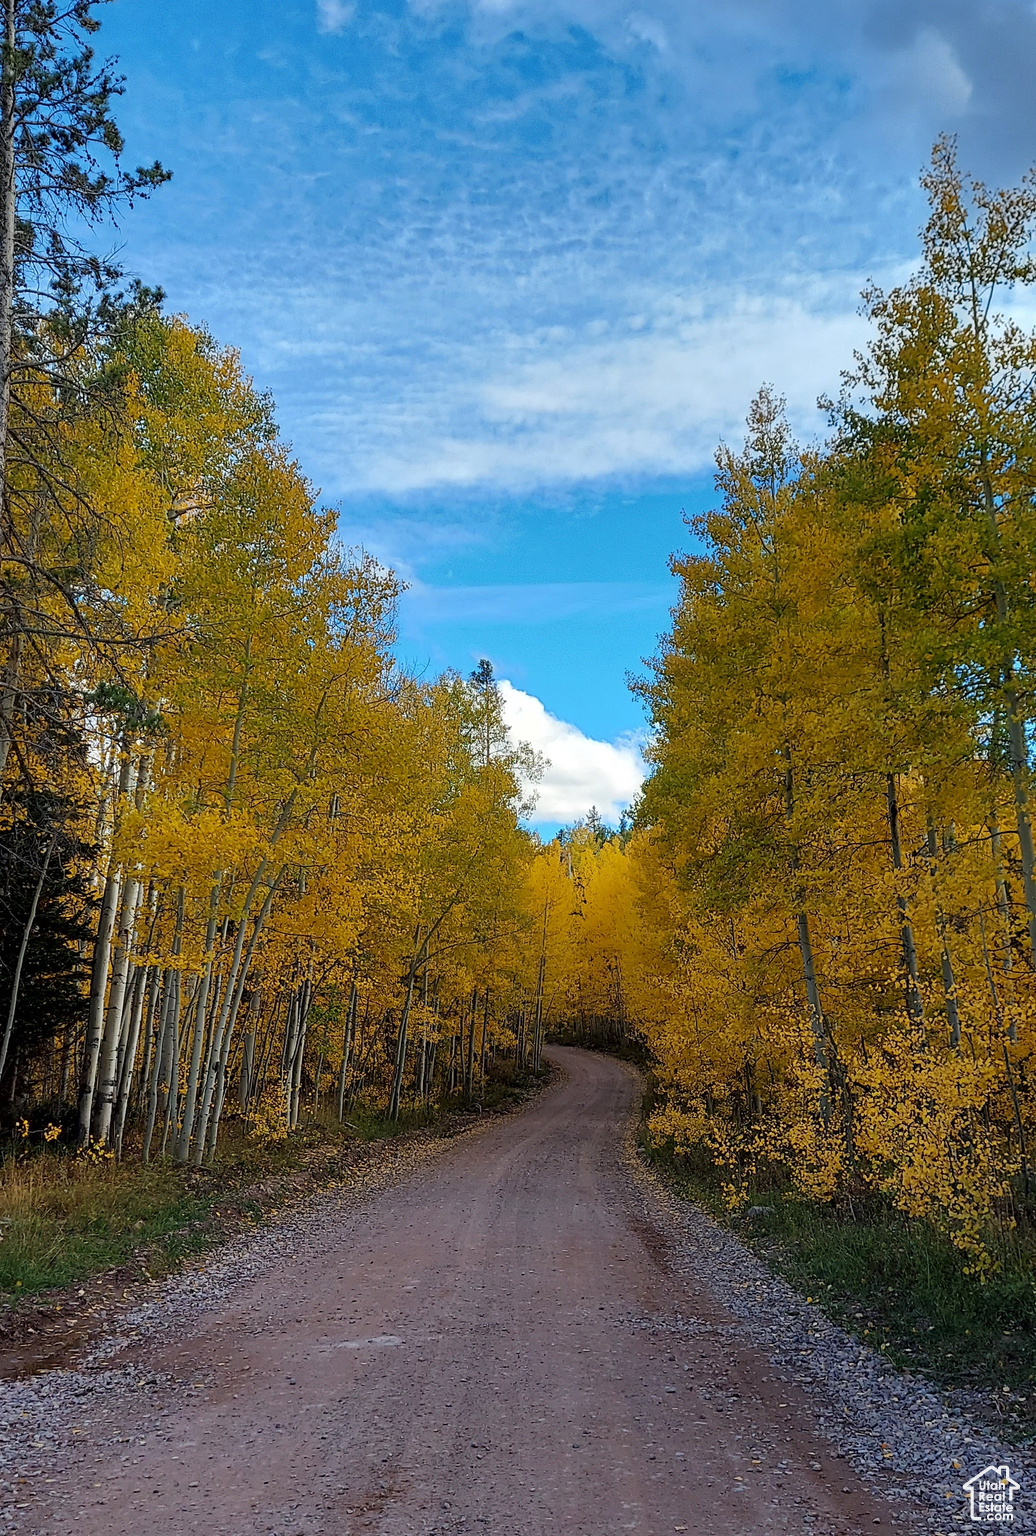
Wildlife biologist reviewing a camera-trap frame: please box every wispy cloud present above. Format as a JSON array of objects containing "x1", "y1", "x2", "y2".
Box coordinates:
[
  {"x1": 115, "y1": 0, "x2": 1036, "y2": 513},
  {"x1": 884, "y1": 27, "x2": 972, "y2": 119},
  {"x1": 438, "y1": 0, "x2": 1033, "y2": 167},
  {"x1": 334, "y1": 513, "x2": 492, "y2": 583},
  {"x1": 500, "y1": 681, "x2": 645, "y2": 824},
  {"x1": 316, "y1": 0, "x2": 354, "y2": 34},
  {"x1": 401, "y1": 581, "x2": 672, "y2": 626},
  {"x1": 361, "y1": 290, "x2": 869, "y2": 494}
]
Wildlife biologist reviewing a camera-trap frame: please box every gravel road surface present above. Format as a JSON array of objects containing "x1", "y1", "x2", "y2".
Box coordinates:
[{"x1": 1, "y1": 1049, "x2": 957, "y2": 1534}]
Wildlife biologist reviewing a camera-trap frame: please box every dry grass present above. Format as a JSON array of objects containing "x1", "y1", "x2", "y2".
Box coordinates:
[{"x1": 0, "y1": 1152, "x2": 204, "y2": 1296}]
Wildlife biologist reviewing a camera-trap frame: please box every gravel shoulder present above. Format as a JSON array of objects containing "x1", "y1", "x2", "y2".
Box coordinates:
[
  {"x1": 0, "y1": 1048, "x2": 1025, "y2": 1536},
  {"x1": 621, "y1": 1059, "x2": 1035, "y2": 1533}
]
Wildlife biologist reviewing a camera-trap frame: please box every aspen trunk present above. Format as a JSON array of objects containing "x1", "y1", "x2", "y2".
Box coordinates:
[
  {"x1": 925, "y1": 822, "x2": 961, "y2": 1047},
  {"x1": 142, "y1": 970, "x2": 172, "y2": 1163},
  {"x1": 0, "y1": 628, "x2": 18, "y2": 786},
  {"x1": 281, "y1": 986, "x2": 299, "y2": 1079},
  {"x1": 113, "y1": 964, "x2": 153, "y2": 1158},
  {"x1": 532, "y1": 963, "x2": 545, "y2": 1071},
  {"x1": 464, "y1": 988, "x2": 478, "y2": 1097},
  {"x1": 78, "y1": 754, "x2": 135, "y2": 1144},
  {"x1": 207, "y1": 987, "x2": 255, "y2": 1160},
  {"x1": 176, "y1": 889, "x2": 220, "y2": 1161},
  {"x1": 288, "y1": 979, "x2": 311, "y2": 1129},
  {"x1": 989, "y1": 815, "x2": 1017, "y2": 977},
  {"x1": 194, "y1": 961, "x2": 225, "y2": 1122},
  {"x1": 1005, "y1": 693, "x2": 1036, "y2": 967},
  {"x1": 532, "y1": 899, "x2": 548, "y2": 1070},
  {"x1": 389, "y1": 927, "x2": 425, "y2": 1121},
  {"x1": 1003, "y1": 1041, "x2": 1030, "y2": 1195},
  {"x1": 115, "y1": 962, "x2": 145, "y2": 1098},
  {"x1": 206, "y1": 1059, "x2": 227, "y2": 1156},
  {"x1": 159, "y1": 892, "x2": 186, "y2": 1155},
  {"x1": 136, "y1": 961, "x2": 163, "y2": 1117},
  {"x1": 336, "y1": 981, "x2": 357, "y2": 1122},
  {"x1": 388, "y1": 970, "x2": 417, "y2": 1121},
  {"x1": 783, "y1": 752, "x2": 829, "y2": 1099},
  {"x1": 239, "y1": 1024, "x2": 255, "y2": 1110},
  {"x1": 174, "y1": 976, "x2": 208, "y2": 1160},
  {"x1": 313, "y1": 1024, "x2": 326, "y2": 1114},
  {"x1": 193, "y1": 878, "x2": 278, "y2": 1162},
  {"x1": 426, "y1": 1031, "x2": 438, "y2": 1099},
  {"x1": 77, "y1": 862, "x2": 123, "y2": 1144},
  {"x1": 795, "y1": 913, "x2": 826, "y2": 1054},
  {"x1": 159, "y1": 969, "x2": 182, "y2": 1155},
  {"x1": 92, "y1": 871, "x2": 143, "y2": 1144},
  {"x1": 191, "y1": 869, "x2": 272, "y2": 1162},
  {"x1": 0, "y1": 0, "x2": 14, "y2": 474},
  {"x1": 937, "y1": 925, "x2": 961, "y2": 1049},
  {"x1": 253, "y1": 993, "x2": 280, "y2": 1103},
  {"x1": 979, "y1": 465, "x2": 1036, "y2": 967},
  {"x1": 0, "y1": 0, "x2": 17, "y2": 785},
  {"x1": 478, "y1": 993, "x2": 489, "y2": 1098},
  {"x1": 239, "y1": 989, "x2": 263, "y2": 1113}
]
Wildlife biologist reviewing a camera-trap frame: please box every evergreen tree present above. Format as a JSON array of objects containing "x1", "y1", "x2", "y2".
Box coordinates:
[
  {"x1": 0, "y1": 0, "x2": 169, "y2": 785},
  {"x1": 0, "y1": 783, "x2": 93, "y2": 1102}
]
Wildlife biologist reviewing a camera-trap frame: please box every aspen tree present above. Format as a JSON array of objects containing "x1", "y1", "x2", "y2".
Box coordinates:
[
  {"x1": 846, "y1": 139, "x2": 1036, "y2": 966},
  {"x1": 548, "y1": 151, "x2": 1036, "y2": 1264}
]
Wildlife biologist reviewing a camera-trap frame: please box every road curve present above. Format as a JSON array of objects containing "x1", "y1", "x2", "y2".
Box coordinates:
[{"x1": 20, "y1": 1047, "x2": 891, "y2": 1535}]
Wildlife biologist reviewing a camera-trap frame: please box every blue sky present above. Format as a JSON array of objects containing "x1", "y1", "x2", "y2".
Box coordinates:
[{"x1": 99, "y1": 0, "x2": 1036, "y2": 823}]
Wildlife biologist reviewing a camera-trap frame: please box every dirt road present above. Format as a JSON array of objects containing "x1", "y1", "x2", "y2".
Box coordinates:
[{"x1": 15, "y1": 1048, "x2": 897, "y2": 1535}]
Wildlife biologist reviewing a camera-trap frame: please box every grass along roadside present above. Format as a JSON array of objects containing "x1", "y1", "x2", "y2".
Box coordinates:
[
  {"x1": 641, "y1": 1124, "x2": 1036, "y2": 1439},
  {"x1": 0, "y1": 1098, "x2": 418, "y2": 1302}
]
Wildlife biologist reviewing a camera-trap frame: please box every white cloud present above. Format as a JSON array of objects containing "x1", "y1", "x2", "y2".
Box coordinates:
[
  {"x1": 357, "y1": 291, "x2": 869, "y2": 494},
  {"x1": 626, "y1": 12, "x2": 670, "y2": 53},
  {"x1": 499, "y1": 680, "x2": 646, "y2": 824},
  {"x1": 317, "y1": 0, "x2": 354, "y2": 33},
  {"x1": 887, "y1": 28, "x2": 973, "y2": 117}
]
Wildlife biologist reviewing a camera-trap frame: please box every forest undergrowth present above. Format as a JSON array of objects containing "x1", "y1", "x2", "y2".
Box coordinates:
[{"x1": 637, "y1": 1069, "x2": 1036, "y2": 1438}]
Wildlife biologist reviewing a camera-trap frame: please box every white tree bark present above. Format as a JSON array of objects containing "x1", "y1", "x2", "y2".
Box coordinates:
[
  {"x1": 193, "y1": 872, "x2": 281, "y2": 1163},
  {"x1": 113, "y1": 964, "x2": 154, "y2": 1158},
  {"x1": 142, "y1": 970, "x2": 172, "y2": 1163},
  {"x1": 77, "y1": 753, "x2": 135, "y2": 1143},
  {"x1": 336, "y1": 981, "x2": 357, "y2": 1122},
  {"x1": 92, "y1": 870, "x2": 143, "y2": 1144},
  {"x1": 159, "y1": 968, "x2": 182, "y2": 1156},
  {"x1": 176, "y1": 888, "x2": 220, "y2": 1161},
  {"x1": 77, "y1": 866, "x2": 123, "y2": 1145}
]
